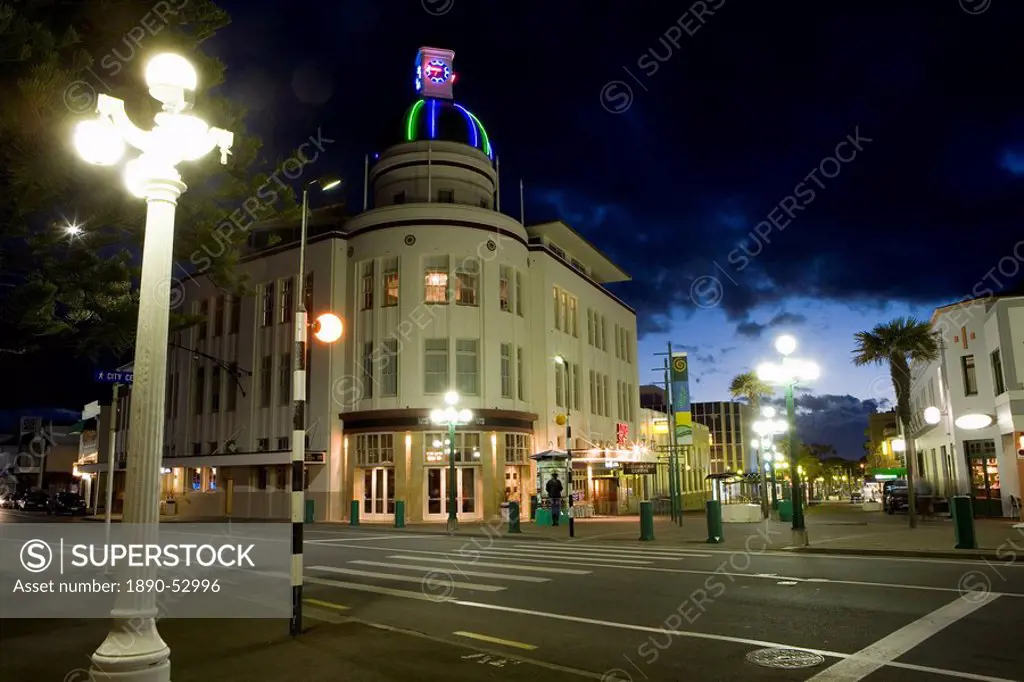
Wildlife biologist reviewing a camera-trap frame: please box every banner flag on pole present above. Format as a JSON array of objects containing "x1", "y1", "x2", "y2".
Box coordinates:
[{"x1": 670, "y1": 353, "x2": 692, "y2": 445}]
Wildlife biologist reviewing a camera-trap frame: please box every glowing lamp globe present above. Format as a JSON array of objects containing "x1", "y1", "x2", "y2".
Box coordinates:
[
  {"x1": 429, "y1": 409, "x2": 445, "y2": 424},
  {"x1": 555, "y1": 414, "x2": 566, "y2": 426},
  {"x1": 954, "y1": 413, "x2": 992, "y2": 430},
  {"x1": 145, "y1": 53, "x2": 198, "y2": 104},
  {"x1": 154, "y1": 112, "x2": 211, "y2": 161},
  {"x1": 458, "y1": 409, "x2": 472, "y2": 423},
  {"x1": 312, "y1": 313, "x2": 342, "y2": 343},
  {"x1": 775, "y1": 335, "x2": 797, "y2": 356},
  {"x1": 923, "y1": 406, "x2": 941, "y2": 425},
  {"x1": 761, "y1": 406, "x2": 776, "y2": 418},
  {"x1": 444, "y1": 391, "x2": 459, "y2": 406},
  {"x1": 74, "y1": 119, "x2": 125, "y2": 166}
]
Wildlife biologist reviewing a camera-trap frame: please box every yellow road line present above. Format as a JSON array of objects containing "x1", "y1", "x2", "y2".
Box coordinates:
[
  {"x1": 304, "y1": 598, "x2": 349, "y2": 611},
  {"x1": 452, "y1": 631, "x2": 537, "y2": 650}
]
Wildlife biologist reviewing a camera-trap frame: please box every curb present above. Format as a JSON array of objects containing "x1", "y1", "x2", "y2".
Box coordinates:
[{"x1": 788, "y1": 546, "x2": 1006, "y2": 561}]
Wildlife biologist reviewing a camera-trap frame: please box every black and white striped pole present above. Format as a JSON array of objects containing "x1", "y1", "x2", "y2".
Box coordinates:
[{"x1": 290, "y1": 177, "x2": 342, "y2": 637}]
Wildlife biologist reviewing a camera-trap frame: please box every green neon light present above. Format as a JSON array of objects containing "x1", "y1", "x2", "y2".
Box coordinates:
[
  {"x1": 464, "y1": 109, "x2": 492, "y2": 156},
  {"x1": 404, "y1": 99, "x2": 425, "y2": 142}
]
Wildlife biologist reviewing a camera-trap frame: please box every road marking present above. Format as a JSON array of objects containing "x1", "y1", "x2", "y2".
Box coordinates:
[
  {"x1": 500, "y1": 545, "x2": 685, "y2": 561},
  {"x1": 452, "y1": 600, "x2": 1016, "y2": 682},
  {"x1": 307, "y1": 565, "x2": 505, "y2": 592},
  {"x1": 349, "y1": 560, "x2": 551, "y2": 583},
  {"x1": 306, "y1": 535, "x2": 445, "y2": 544},
  {"x1": 309, "y1": 543, "x2": 1024, "y2": 597},
  {"x1": 303, "y1": 597, "x2": 349, "y2": 611},
  {"x1": 523, "y1": 544, "x2": 712, "y2": 558},
  {"x1": 777, "y1": 581, "x2": 799, "y2": 585},
  {"x1": 453, "y1": 631, "x2": 537, "y2": 650},
  {"x1": 386, "y1": 555, "x2": 592, "y2": 575},
  {"x1": 806, "y1": 593, "x2": 1002, "y2": 681},
  {"x1": 461, "y1": 547, "x2": 658, "y2": 564},
  {"x1": 306, "y1": 576, "x2": 437, "y2": 601}
]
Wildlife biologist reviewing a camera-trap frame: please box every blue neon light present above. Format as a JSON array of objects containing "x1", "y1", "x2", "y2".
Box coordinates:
[
  {"x1": 452, "y1": 103, "x2": 479, "y2": 149},
  {"x1": 429, "y1": 99, "x2": 438, "y2": 139}
]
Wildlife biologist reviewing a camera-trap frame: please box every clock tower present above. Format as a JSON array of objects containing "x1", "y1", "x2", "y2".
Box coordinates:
[{"x1": 415, "y1": 46, "x2": 456, "y2": 100}]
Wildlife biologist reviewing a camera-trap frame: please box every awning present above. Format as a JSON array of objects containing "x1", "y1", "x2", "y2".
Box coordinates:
[
  {"x1": 531, "y1": 449, "x2": 568, "y2": 461},
  {"x1": 65, "y1": 420, "x2": 88, "y2": 436}
]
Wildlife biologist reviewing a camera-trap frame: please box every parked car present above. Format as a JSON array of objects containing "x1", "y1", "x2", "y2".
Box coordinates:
[
  {"x1": 850, "y1": 491, "x2": 863, "y2": 503},
  {"x1": 18, "y1": 491, "x2": 50, "y2": 511},
  {"x1": 0, "y1": 491, "x2": 23, "y2": 509},
  {"x1": 883, "y1": 480, "x2": 909, "y2": 514},
  {"x1": 48, "y1": 492, "x2": 88, "y2": 516}
]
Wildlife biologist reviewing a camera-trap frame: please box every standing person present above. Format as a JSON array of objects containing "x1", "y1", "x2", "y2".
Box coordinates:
[{"x1": 546, "y1": 472, "x2": 563, "y2": 526}]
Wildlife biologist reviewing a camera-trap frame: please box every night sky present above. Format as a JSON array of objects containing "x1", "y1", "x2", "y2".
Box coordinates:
[{"x1": 5, "y1": 0, "x2": 1024, "y2": 459}]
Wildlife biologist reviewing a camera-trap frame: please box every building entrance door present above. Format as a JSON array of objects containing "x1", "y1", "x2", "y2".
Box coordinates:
[
  {"x1": 363, "y1": 467, "x2": 395, "y2": 519},
  {"x1": 593, "y1": 477, "x2": 619, "y2": 516},
  {"x1": 425, "y1": 467, "x2": 479, "y2": 519}
]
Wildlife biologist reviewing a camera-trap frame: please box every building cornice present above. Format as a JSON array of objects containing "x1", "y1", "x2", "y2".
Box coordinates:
[{"x1": 339, "y1": 408, "x2": 539, "y2": 433}]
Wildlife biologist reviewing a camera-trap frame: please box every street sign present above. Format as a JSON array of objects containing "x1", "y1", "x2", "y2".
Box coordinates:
[
  {"x1": 95, "y1": 370, "x2": 133, "y2": 384},
  {"x1": 304, "y1": 452, "x2": 325, "y2": 463},
  {"x1": 623, "y1": 462, "x2": 657, "y2": 475}
]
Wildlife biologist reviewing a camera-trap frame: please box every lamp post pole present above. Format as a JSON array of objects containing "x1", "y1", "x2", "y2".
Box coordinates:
[
  {"x1": 786, "y1": 380, "x2": 805, "y2": 532},
  {"x1": 769, "y1": 456, "x2": 779, "y2": 509},
  {"x1": 289, "y1": 186, "x2": 310, "y2": 637},
  {"x1": 447, "y1": 421, "x2": 457, "y2": 532},
  {"x1": 562, "y1": 362, "x2": 575, "y2": 538}
]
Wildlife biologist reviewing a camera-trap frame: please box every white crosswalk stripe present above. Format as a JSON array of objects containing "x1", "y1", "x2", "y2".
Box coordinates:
[
  {"x1": 450, "y1": 546, "x2": 665, "y2": 563},
  {"x1": 349, "y1": 560, "x2": 551, "y2": 582},
  {"x1": 307, "y1": 561, "x2": 507, "y2": 589},
  {"x1": 515, "y1": 544, "x2": 713, "y2": 558},
  {"x1": 385, "y1": 554, "x2": 593, "y2": 575}
]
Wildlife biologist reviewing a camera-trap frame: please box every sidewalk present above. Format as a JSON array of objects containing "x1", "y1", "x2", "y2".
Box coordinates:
[{"x1": 0, "y1": 614, "x2": 554, "y2": 681}]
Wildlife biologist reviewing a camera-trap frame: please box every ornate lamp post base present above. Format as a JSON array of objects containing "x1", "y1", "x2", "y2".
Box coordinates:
[{"x1": 89, "y1": 611, "x2": 170, "y2": 682}]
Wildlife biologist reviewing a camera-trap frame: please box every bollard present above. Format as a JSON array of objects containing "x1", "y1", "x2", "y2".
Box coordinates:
[
  {"x1": 304, "y1": 499, "x2": 314, "y2": 524},
  {"x1": 508, "y1": 501, "x2": 522, "y2": 534},
  {"x1": 394, "y1": 500, "x2": 405, "y2": 528},
  {"x1": 950, "y1": 495, "x2": 977, "y2": 549},
  {"x1": 350, "y1": 499, "x2": 359, "y2": 526},
  {"x1": 639, "y1": 501, "x2": 655, "y2": 541},
  {"x1": 705, "y1": 500, "x2": 723, "y2": 543}
]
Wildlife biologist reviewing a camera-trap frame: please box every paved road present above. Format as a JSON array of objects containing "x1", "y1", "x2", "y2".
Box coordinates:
[{"x1": 3, "y1": 509, "x2": 1023, "y2": 680}]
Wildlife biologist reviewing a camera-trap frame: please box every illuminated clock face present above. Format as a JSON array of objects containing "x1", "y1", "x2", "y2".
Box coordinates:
[{"x1": 422, "y1": 59, "x2": 451, "y2": 84}]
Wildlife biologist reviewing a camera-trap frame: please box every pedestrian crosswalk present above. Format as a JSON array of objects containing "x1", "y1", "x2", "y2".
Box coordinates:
[{"x1": 303, "y1": 539, "x2": 714, "y2": 605}]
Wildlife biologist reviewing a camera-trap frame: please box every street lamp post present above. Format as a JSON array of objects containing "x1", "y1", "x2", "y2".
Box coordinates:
[
  {"x1": 756, "y1": 335, "x2": 819, "y2": 546},
  {"x1": 555, "y1": 355, "x2": 575, "y2": 537},
  {"x1": 430, "y1": 392, "x2": 473, "y2": 533},
  {"x1": 289, "y1": 177, "x2": 341, "y2": 637},
  {"x1": 74, "y1": 53, "x2": 234, "y2": 682}
]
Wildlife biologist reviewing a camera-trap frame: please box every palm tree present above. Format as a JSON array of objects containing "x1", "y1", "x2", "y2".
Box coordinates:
[
  {"x1": 852, "y1": 317, "x2": 939, "y2": 528},
  {"x1": 730, "y1": 371, "x2": 773, "y2": 517}
]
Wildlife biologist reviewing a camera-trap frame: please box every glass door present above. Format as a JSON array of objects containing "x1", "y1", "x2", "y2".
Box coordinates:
[
  {"x1": 363, "y1": 467, "x2": 394, "y2": 517},
  {"x1": 425, "y1": 467, "x2": 478, "y2": 518}
]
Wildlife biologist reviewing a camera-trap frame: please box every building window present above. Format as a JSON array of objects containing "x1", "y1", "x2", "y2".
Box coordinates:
[
  {"x1": 455, "y1": 339, "x2": 479, "y2": 395},
  {"x1": 961, "y1": 355, "x2": 978, "y2": 396},
  {"x1": 279, "y1": 353, "x2": 291, "y2": 405},
  {"x1": 601, "y1": 316, "x2": 607, "y2": 351},
  {"x1": 424, "y1": 255, "x2": 449, "y2": 304},
  {"x1": 587, "y1": 310, "x2": 594, "y2": 346},
  {"x1": 517, "y1": 347, "x2": 525, "y2": 400},
  {"x1": 211, "y1": 367, "x2": 221, "y2": 413},
  {"x1": 614, "y1": 325, "x2": 620, "y2": 358},
  {"x1": 279, "y1": 279, "x2": 293, "y2": 324},
  {"x1": 555, "y1": 362, "x2": 565, "y2": 408},
  {"x1": 257, "y1": 438, "x2": 269, "y2": 452},
  {"x1": 277, "y1": 437, "x2": 289, "y2": 451},
  {"x1": 627, "y1": 384, "x2": 634, "y2": 421},
  {"x1": 424, "y1": 339, "x2": 449, "y2": 394},
  {"x1": 595, "y1": 372, "x2": 604, "y2": 416},
  {"x1": 617, "y1": 380, "x2": 623, "y2": 419},
  {"x1": 625, "y1": 333, "x2": 632, "y2": 364},
  {"x1": 362, "y1": 342, "x2": 374, "y2": 399},
  {"x1": 438, "y1": 189, "x2": 454, "y2": 203},
  {"x1": 393, "y1": 191, "x2": 406, "y2": 204},
  {"x1": 569, "y1": 297, "x2": 578, "y2": 337},
  {"x1": 193, "y1": 367, "x2": 205, "y2": 415},
  {"x1": 515, "y1": 271, "x2": 523, "y2": 316},
  {"x1": 361, "y1": 261, "x2": 374, "y2": 310},
  {"x1": 499, "y1": 265, "x2": 511, "y2": 312},
  {"x1": 227, "y1": 362, "x2": 238, "y2": 412},
  {"x1": 213, "y1": 295, "x2": 224, "y2": 337},
  {"x1": 260, "y1": 355, "x2": 272, "y2": 407},
  {"x1": 380, "y1": 339, "x2": 398, "y2": 396},
  {"x1": 560, "y1": 292, "x2": 568, "y2": 333},
  {"x1": 382, "y1": 257, "x2": 399, "y2": 307},
  {"x1": 262, "y1": 283, "x2": 274, "y2": 327},
  {"x1": 991, "y1": 349, "x2": 1005, "y2": 395},
  {"x1": 553, "y1": 288, "x2": 560, "y2": 330},
  {"x1": 355, "y1": 433, "x2": 395, "y2": 466},
  {"x1": 504, "y1": 433, "x2": 530, "y2": 464},
  {"x1": 229, "y1": 295, "x2": 241, "y2": 335},
  {"x1": 966, "y1": 439, "x2": 999, "y2": 500},
  {"x1": 455, "y1": 259, "x2": 479, "y2": 306},
  {"x1": 572, "y1": 363, "x2": 581, "y2": 412},
  {"x1": 198, "y1": 300, "x2": 208, "y2": 340},
  {"x1": 603, "y1": 375, "x2": 610, "y2": 417},
  {"x1": 500, "y1": 343, "x2": 512, "y2": 398},
  {"x1": 425, "y1": 432, "x2": 481, "y2": 463},
  {"x1": 589, "y1": 370, "x2": 596, "y2": 413}
]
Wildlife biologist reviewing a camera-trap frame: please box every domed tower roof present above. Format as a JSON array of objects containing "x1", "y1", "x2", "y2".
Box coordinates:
[{"x1": 401, "y1": 98, "x2": 493, "y2": 158}]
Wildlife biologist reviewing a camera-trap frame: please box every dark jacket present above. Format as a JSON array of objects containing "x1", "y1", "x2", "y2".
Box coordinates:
[{"x1": 546, "y1": 478, "x2": 563, "y2": 499}]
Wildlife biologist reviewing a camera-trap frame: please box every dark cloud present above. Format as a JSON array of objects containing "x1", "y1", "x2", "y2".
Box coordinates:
[
  {"x1": 765, "y1": 393, "x2": 880, "y2": 459},
  {"x1": 736, "y1": 321, "x2": 765, "y2": 339},
  {"x1": 769, "y1": 312, "x2": 807, "y2": 327}
]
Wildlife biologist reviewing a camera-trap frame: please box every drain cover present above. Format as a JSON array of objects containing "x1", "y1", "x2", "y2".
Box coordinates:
[{"x1": 746, "y1": 648, "x2": 825, "y2": 669}]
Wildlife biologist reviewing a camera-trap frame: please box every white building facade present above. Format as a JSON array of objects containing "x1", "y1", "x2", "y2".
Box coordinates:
[
  {"x1": 86, "y1": 47, "x2": 645, "y2": 523},
  {"x1": 909, "y1": 296, "x2": 1024, "y2": 517}
]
